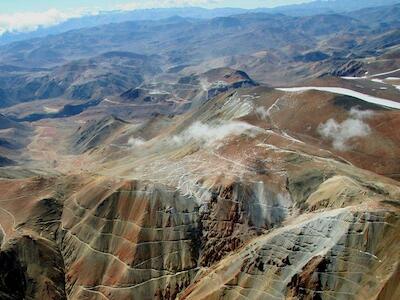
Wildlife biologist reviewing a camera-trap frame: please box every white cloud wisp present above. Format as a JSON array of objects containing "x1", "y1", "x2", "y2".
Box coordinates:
[
  {"x1": 173, "y1": 121, "x2": 260, "y2": 147},
  {"x1": 318, "y1": 108, "x2": 373, "y2": 151},
  {"x1": 0, "y1": 8, "x2": 98, "y2": 35}
]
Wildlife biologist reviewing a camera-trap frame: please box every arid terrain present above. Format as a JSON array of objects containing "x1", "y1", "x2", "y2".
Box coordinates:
[{"x1": 0, "y1": 1, "x2": 399, "y2": 300}]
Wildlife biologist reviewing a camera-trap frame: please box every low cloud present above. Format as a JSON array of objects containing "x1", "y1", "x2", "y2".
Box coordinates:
[
  {"x1": 128, "y1": 137, "x2": 146, "y2": 148},
  {"x1": 255, "y1": 106, "x2": 269, "y2": 119},
  {"x1": 0, "y1": 8, "x2": 97, "y2": 35},
  {"x1": 348, "y1": 107, "x2": 374, "y2": 119},
  {"x1": 173, "y1": 121, "x2": 259, "y2": 146},
  {"x1": 318, "y1": 108, "x2": 373, "y2": 151}
]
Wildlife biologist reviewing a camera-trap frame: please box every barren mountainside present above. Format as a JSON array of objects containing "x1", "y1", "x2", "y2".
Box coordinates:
[{"x1": 0, "y1": 2, "x2": 400, "y2": 300}]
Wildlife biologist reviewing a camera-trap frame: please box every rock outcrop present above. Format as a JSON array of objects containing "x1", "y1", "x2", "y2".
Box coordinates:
[{"x1": 0, "y1": 82, "x2": 399, "y2": 300}]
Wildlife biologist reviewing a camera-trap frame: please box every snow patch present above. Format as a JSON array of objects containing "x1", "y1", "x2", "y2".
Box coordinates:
[
  {"x1": 277, "y1": 87, "x2": 400, "y2": 110},
  {"x1": 43, "y1": 106, "x2": 59, "y2": 113}
]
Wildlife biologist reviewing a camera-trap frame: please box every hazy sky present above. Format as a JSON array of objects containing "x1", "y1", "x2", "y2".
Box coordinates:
[{"x1": 0, "y1": 0, "x2": 313, "y2": 13}]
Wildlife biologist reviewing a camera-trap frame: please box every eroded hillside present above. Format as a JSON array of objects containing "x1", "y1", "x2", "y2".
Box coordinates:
[
  {"x1": 0, "y1": 3, "x2": 400, "y2": 300},
  {"x1": 1, "y1": 79, "x2": 400, "y2": 299}
]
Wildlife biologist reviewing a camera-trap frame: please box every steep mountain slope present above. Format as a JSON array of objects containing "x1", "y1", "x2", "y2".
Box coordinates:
[
  {"x1": 0, "y1": 4, "x2": 399, "y2": 300},
  {"x1": 0, "y1": 80, "x2": 399, "y2": 299},
  {"x1": 70, "y1": 116, "x2": 130, "y2": 154},
  {"x1": 0, "y1": 114, "x2": 32, "y2": 167}
]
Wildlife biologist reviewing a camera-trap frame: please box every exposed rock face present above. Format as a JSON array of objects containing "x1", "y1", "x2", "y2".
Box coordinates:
[
  {"x1": 329, "y1": 60, "x2": 366, "y2": 77},
  {"x1": 0, "y1": 236, "x2": 66, "y2": 300},
  {"x1": 58, "y1": 179, "x2": 198, "y2": 299},
  {"x1": 1, "y1": 4, "x2": 400, "y2": 298},
  {"x1": 1, "y1": 170, "x2": 398, "y2": 299},
  {"x1": 0, "y1": 84, "x2": 399, "y2": 300},
  {"x1": 181, "y1": 209, "x2": 400, "y2": 300},
  {"x1": 0, "y1": 249, "x2": 26, "y2": 300},
  {"x1": 177, "y1": 68, "x2": 258, "y2": 106}
]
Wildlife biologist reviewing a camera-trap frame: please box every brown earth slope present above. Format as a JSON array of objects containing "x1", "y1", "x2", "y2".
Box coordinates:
[{"x1": 0, "y1": 81, "x2": 399, "y2": 299}]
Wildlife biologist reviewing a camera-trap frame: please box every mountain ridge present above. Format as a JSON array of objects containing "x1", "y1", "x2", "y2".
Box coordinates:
[
  {"x1": 0, "y1": 2, "x2": 399, "y2": 299},
  {"x1": 1, "y1": 0, "x2": 399, "y2": 45}
]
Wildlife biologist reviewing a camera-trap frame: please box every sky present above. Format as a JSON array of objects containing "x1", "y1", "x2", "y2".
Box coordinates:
[{"x1": 0, "y1": 0, "x2": 312, "y2": 35}]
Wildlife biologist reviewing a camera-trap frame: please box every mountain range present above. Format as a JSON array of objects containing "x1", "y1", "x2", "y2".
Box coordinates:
[
  {"x1": 1, "y1": 0, "x2": 399, "y2": 45},
  {"x1": 0, "y1": 1, "x2": 399, "y2": 300},
  {"x1": 0, "y1": 3, "x2": 399, "y2": 109}
]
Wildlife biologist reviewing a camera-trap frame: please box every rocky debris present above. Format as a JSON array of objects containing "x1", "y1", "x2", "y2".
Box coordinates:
[
  {"x1": 58, "y1": 179, "x2": 201, "y2": 299},
  {"x1": 180, "y1": 209, "x2": 400, "y2": 299},
  {"x1": 0, "y1": 236, "x2": 66, "y2": 300},
  {"x1": 0, "y1": 5, "x2": 399, "y2": 299},
  {"x1": 0, "y1": 74, "x2": 399, "y2": 300},
  {"x1": 204, "y1": 69, "x2": 258, "y2": 101},
  {"x1": 329, "y1": 60, "x2": 366, "y2": 77},
  {"x1": 199, "y1": 181, "x2": 290, "y2": 267},
  {"x1": 0, "y1": 248, "x2": 27, "y2": 300},
  {"x1": 177, "y1": 68, "x2": 258, "y2": 105},
  {"x1": 1, "y1": 159, "x2": 397, "y2": 300}
]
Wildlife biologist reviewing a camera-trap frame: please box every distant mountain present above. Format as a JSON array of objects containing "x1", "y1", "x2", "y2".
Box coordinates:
[
  {"x1": 0, "y1": 11, "x2": 375, "y2": 67},
  {"x1": 0, "y1": 51, "x2": 161, "y2": 107},
  {"x1": 265, "y1": 0, "x2": 400, "y2": 16},
  {"x1": 1, "y1": 0, "x2": 399, "y2": 45},
  {"x1": 0, "y1": 3, "x2": 399, "y2": 108},
  {"x1": 0, "y1": 7, "x2": 247, "y2": 45}
]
